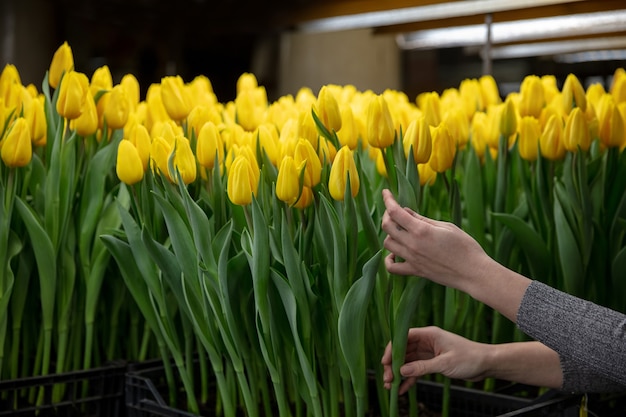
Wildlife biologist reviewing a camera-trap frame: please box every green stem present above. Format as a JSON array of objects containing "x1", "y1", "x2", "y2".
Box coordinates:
[
  {"x1": 36, "y1": 328, "x2": 53, "y2": 406},
  {"x1": 441, "y1": 377, "x2": 451, "y2": 417},
  {"x1": 53, "y1": 328, "x2": 69, "y2": 402}
]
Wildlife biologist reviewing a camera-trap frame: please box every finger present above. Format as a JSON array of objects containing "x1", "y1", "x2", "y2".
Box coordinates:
[
  {"x1": 381, "y1": 341, "x2": 393, "y2": 365},
  {"x1": 399, "y1": 376, "x2": 417, "y2": 395}
]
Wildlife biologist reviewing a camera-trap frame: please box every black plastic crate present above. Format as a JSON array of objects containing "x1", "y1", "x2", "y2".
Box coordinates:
[
  {"x1": 0, "y1": 361, "x2": 127, "y2": 416},
  {"x1": 125, "y1": 359, "x2": 207, "y2": 417}
]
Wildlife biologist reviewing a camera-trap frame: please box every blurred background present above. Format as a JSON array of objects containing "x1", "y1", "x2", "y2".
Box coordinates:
[{"x1": 2, "y1": 0, "x2": 626, "y2": 102}]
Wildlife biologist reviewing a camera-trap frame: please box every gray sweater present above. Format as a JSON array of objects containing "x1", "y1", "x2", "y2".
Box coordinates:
[{"x1": 517, "y1": 280, "x2": 626, "y2": 393}]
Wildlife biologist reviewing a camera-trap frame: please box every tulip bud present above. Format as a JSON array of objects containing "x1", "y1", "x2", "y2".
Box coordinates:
[
  {"x1": 1, "y1": 118, "x2": 32, "y2": 167},
  {"x1": 598, "y1": 95, "x2": 625, "y2": 149},
  {"x1": 419, "y1": 91, "x2": 442, "y2": 127},
  {"x1": 539, "y1": 114, "x2": 565, "y2": 160},
  {"x1": 459, "y1": 79, "x2": 484, "y2": 117},
  {"x1": 150, "y1": 136, "x2": 173, "y2": 181},
  {"x1": 374, "y1": 148, "x2": 387, "y2": 178},
  {"x1": 479, "y1": 75, "x2": 501, "y2": 108},
  {"x1": 257, "y1": 123, "x2": 280, "y2": 166},
  {"x1": 470, "y1": 112, "x2": 489, "y2": 160},
  {"x1": 563, "y1": 107, "x2": 591, "y2": 152},
  {"x1": 1, "y1": 64, "x2": 22, "y2": 91},
  {"x1": 443, "y1": 108, "x2": 469, "y2": 148},
  {"x1": 24, "y1": 95, "x2": 47, "y2": 145},
  {"x1": 366, "y1": 95, "x2": 395, "y2": 149},
  {"x1": 90, "y1": 66, "x2": 113, "y2": 97},
  {"x1": 517, "y1": 116, "x2": 541, "y2": 161},
  {"x1": 337, "y1": 105, "x2": 358, "y2": 150},
  {"x1": 518, "y1": 75, "x2": 545, "y2": 118},
  {"x1": 121, "y1": 74, "x2": 140, "y2": 113},
  {"x1": 70, "y1": 90, "x2": 98, "y2": 137},
  {"x1": 293, "y1": 185, "x2": 314, "y2": 209},
  {"x1": 104, "y1": 85, "x2": 130, "y2": 130},
  {"x1": 116, "y1": 139, "x2": 144, "y2": 185},
  {"x1": 318, "y1": 136, "x2": 337, "y2": 164},
  {"x1": 402, "y1": 117, "x2": 432, "y2": 164},
  {"x1": 236, "y1": 72, "x2": 258, "y2": 94},
  {"x1": 145, "y1": 84, "x2": 170, "y2": 131},
  {"x1": 561, "y1": 73, "x2": 587, "y2": 115},
  {"x1": 428, "y1": 123, "x2": 456, "y2": 173},
  {"x1": 161, "y1": 75, "x2": 192, "y2": 121},
  {"x1": 500, "y1": 96, "x2": 518, "y2": 138},
  {"x1": 172, "y1": 136, "x2": 197, "y2": 184},
  {"x1": 235, "y1": 88, "x2": 264, "y2": 132},
  {"x1": 315, "y1": 85, "x2": 342, "y2": 132},
  {"x1": 276, "y1": 156, "x2": 302, "y2": 206},
  {"x1": 294, "y1": 138, "x2": 322, "y2": 187},
  {"x1": 56, "y1": 71, "x2": 89, "y2": 120},
  {"x1": 196, "y1": 121, "x2": 224, "y2": 169},
  {"x1": 127, "y1": 124, "x2": 151, "y2": 171},
  {"x1": 227, "y1": 155, "x2": 258, "y2": 205},
  {"x1": 297, "y1": 109, "x2": 319, "y2": 150},
  {"x1": 49, "y1": 42, "x2": 74, "y2": 89},
  {"x1": 610, "y1": 68, "x2": 626, "y2": 104},
  {"x1": 419, "y1": 163, "x2": 437, "y2": 186},
  {"x1": 541, "y1": 75, "x2": 560, "y2": 104},
  {"x1": 329, "y1": 145, "x2": 359, "y2": 201}
]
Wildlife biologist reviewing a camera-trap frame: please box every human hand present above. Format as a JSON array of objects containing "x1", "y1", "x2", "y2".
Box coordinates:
[
  {"x1": 381, "y1": 326, "x2": 490, "y2": 394},
  {"x1": 380, "y1": 189, "x2": 490, "y2": 293}
]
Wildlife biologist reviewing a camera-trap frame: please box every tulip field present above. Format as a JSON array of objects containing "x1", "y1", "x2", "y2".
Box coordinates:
[{"x1": 1, "y1": 41, "x2": 626, "y2": 417}]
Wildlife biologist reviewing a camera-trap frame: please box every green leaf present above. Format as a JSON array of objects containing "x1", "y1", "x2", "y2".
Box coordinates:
[
  {"x1": 338, "y1": 251, "x2": 382, "y2": 398},
  {"x1": 492, "y1": 212, "x2": 552, "y2": 280},
  {"x1": 15, "y1": 197, "x2": 56, "y2": 330},
  {"x1": 554, "y1": 194, "x2": 585, "y2": 297}
]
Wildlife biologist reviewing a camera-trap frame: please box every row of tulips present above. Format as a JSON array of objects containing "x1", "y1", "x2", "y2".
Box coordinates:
[{"x1": 2, "y1": 41, "x2": 626, "y2": 417}]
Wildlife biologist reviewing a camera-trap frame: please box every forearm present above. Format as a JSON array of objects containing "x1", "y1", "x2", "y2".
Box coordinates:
[
  {"x1": 464, "y1": 256, "x2": 532, "y2": 323},
  {"x1": 485, "y1": 341, "x2": 563, "y2": 388}
]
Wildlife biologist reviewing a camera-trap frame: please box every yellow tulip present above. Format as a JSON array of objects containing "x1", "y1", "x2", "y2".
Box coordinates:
[
  {"x1": 329, "y1": 145, "x2": 359, "y2": 201},
  {"x1": 443, "y1": 108, "x2": 469, "y2": 148},
  {"x1": 418, "y1": 163, "x2": 437, "y2": 186},
  {"x1": 257, "y1": 124, "x2": 280, "y2": 166},
  {"x1": 120, "y1": 73, "x2": 140, "y2": 113},
  {"x1": 150, "y1": 136, "x2": 173, "y2": 181},
  {"x1": 189, "y1": 75, "x2": 217, "y2": 107},
  {"x1": 161, "y1": 75, "x2": 192, "y2": 121},
  {"x1": 127, "y1": 124, "x2": 151, "y2": 171},
  {"x1": 196, "y1": 121, "x2": 224, "y2": 169},
  {"x1": 276, "y1": 156, "x2": 302, "y2": 206},
  {"x1": 419, "y1": 91, "x2": 442, "y2": 127},
  {"x1": 541, "y1": 75, "x2": 560, "y2": 104},
  {"x1": 561, "y1": 73, "x2": 587, "y2": 115},
  {"x1": 236, "y1": 72, "x2": 258, "y2": 94},
  {"x1": 1, "y1": 64, "x2": 21, "y2": 91},
  {"x1": 470, "y1": 112, "x2": 489, "y2": 160},
  {"x1": 104, "y1": 85, "x2": 130, "y2": 130},
  {"x1": 539, "y1": 114, "x2": 565, "y2": 160},
  {"x1": 598, "y1": 95, "x2": 625, "y2": 149},
  {"x1": 479, "y1": 74, "x2": 502, "y2": 108},
  {"x1": 235, "y1": 88, "x2": 264, "y2": 132},
  {"x1": 90, "y1": 65, "x2": 113, "y2": 100},
  {"x1": 337, "y1": 105, "x2": 358, "y2": 150},
  {"x1": 70, "y1": 90, "x2": 98, "y2": 137},
  {"x1": 610, "y1": 68, "x2": 626, "y2": 104},
  {"x1": 429, "y1": 123, "x2": 456, "y2": 173},
  {"x1": 294, "y1": 138, "x2": 322, "y2": 187},
  {"x1": 56, "y1": 70, "x2": 89, "y2": 120},
  {"x1": 402, "y1": 117, "x2": 432, "y2": 164},
  {"x1": 187, "y1": 105, "x2": 212, "y2": 139},
  {"x1": 172, "y1": 136, "x2": 197, "y2": 184},
  {"x1": 48, "y1": 41, "x2": 74, "y2": 89},
  {"x1": 315, "y1": 85, "x2": 342, "y2": 132},
  {"x1": 145, "y1": 84, "x2": 170, "y2": 131},
  {"x1": 116, "y1": 139, "x2": 144, "y2": 185},
  {"x1": 374, "y1": 148, "x2": 387, "y2": 178},
  {"x1": 459, "y1": 78, "x2": 484, "y2": 117},
  {"x1": 293, "y1": 185, "x2": 314, "y2": 209},
  {"x1": 563, "y1": 107, "x2": 591, "y2": 152},
  {"x1": 297, "y1": 109, "x2": 319, "y2": 150},
  {"x1": 227, "y1": 155, "x2": 258, "y2": 205},
  {"x1": 318, "y1": 137, "x2": 337, "y2": 165},
  {"x1": 517, "y1": 116, "x2": 541, "y2": 162},
  {"x1": 366, "y1": 95, "x2": 395, "y2": 149},
  {"x1": 586, "y1": 83, "x2": 606, "y2": 112},
  {"x1": 518, "y1": 75, "x2": 545, "y2": 118},
  {"x1": 1, "y1": 117, "x2": 32, "y2": 167},
  {"x1": 238, "y1": 145, "x2": 261, "y2": 186},
  {"x1": 24, "y1": 95, "x2": 47, "y2": 145},
  {"x1": 500, "y1": 96, "x2": 518, "y2": 138}
]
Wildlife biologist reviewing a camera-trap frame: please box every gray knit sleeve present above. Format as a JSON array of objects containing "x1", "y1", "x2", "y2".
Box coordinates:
[{"x1": 516, "y1": 280, "x2": 626, "y2": 393}]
